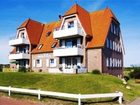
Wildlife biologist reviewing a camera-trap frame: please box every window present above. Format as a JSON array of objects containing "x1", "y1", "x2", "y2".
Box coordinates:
[
  {"x1": 21, "y1": 32, "x2": 25, "y2": 38},
  {"x1": 114, "y1": 25, "x2": 116, "y2": 34},
  {"x1": 106, "y1": 58, "x2": 109, "y2": 67},
  {"x1": 110, "y1": 23, "x2": 113, "y2": 33},
  {"x1": 110, "y1": 58, "x2": 112, "y2": 67},
  {"x1": 113, "y1": 41, "x2": 115, "y2": 50},
  {"x1": 38, "y1": 44, "x2": 43, "y2": 50},
  {"x1": 119, "y1": 60, "x2": 122, "y2": 67},
  {"x1": 114, "y1": 42, "x2": 117, "y2": 51},
  {"x1": 36, "y1": 59, "x2": 42, "y2": 67},
  {"x1": 68, "y1": 21, "x2": 74, "y2": 28},
  {"x1": 36, "y1": 59, "x2": 40, "y2": 64},
  {"x1": 106, "y1": 38, "x2": 109, "y2": 48},
  {"x1": 46, "y1": 31, "x2": 51, "y2": 37},
  {"x1": 50, "y1": 59, "x2": 56, "y2": 67},
  {"x1": 113, "y1": 58, "x2": 115, "y2": 67},
  {"x1": 51, "y1": 42, "x2": 57, "y2": 48},
  {"x1": 66, "y1": 40, "x2": 72, "y2": 48},
  {"x1": 110, "y1": 40, "x2": 112, "y2": 49}
]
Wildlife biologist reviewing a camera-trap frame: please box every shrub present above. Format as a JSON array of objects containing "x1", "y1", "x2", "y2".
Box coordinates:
[
  {"x1": 0, "y1": 65, "x2": 3, "y2": 72},
  {"x1": 39, "y1": 69, "x2": 42, "y2": 72},
  {"x1": 129, "y1": 66, "x2": 140, "y2": 79},
  {"x1": 124, "y1": 76, "x2": 130, "y2": 82},
  {"x1": 18, "y1": 67, "x2": 27, "y2": 72},
  {"x1": 91, "y1": 69, "x2": 101, "y2": 74}
]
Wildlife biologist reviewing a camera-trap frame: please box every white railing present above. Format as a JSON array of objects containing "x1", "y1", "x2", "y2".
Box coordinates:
[
  {"x1": 9, "y1": 38, "x2": 29, "y2": 46},
  {"x1": 9, "y1": 53, "x2": 30, "y2": 60},
  {"x1": 53, "y1": 26, "x2": 83, "y2": 39},
  {"x1": 53, "y1": 47, "x2": 83, "y2": 56},
  {"x1": 0, "y1": 86, "x2": 123, "y2": 105}
]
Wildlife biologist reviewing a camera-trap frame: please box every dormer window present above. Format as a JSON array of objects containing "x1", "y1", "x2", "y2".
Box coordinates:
[
  {"x1": 68, "y1": 21, "x2": 74, "y2": 28},
  {"x1": 21, "y1": 32, "x2": 25, "y2": 38},
  {"x1": 46, "y1": 31, "x2": 51, "y2": 37},
  {"x1": 51, "y1": 42, "x2": 57, "y2": 48},
  {"x1": 38, "y1": 44, "x2": 43, "y2": 50}
]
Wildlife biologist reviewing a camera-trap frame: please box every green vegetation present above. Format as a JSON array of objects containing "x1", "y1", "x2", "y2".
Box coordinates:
[
  {"x1": 91, "y1": 69, "x2": 101, "y2": 74},
  {"x1": 128, "y1": 66, "x2": 140, "y2": 79},
  {"x1": 0, "y1": 72, "x2": 140, "y2": 103},
  {"x1": 0, "y1": 65, "x2": 2, "y2": 72}
]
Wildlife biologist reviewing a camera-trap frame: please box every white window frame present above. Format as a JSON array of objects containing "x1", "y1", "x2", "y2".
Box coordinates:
[
  {"x1": 36, "y1": 59, "x2": 42, "y2": 67},
  {"x1": 106, "y1": 58, "x2": 109, "y2": 67},
  {"x1": 110, "y1": 58, "x2": 112, "y2": 67},
  {"x1": 50, "y1": 58, "x2": 56, "y2": 67}
]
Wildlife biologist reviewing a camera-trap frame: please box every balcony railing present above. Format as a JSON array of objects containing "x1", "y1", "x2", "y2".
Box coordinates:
[
  {"x1": 53, "y1": 47, "x2": 83, "y2": 57},
  {"x1": 9, "y1": 38, "x2": 29, "y2": 46},
  {"x1": 53, "y1": 26, "x2": 83, "y2": 39},
  {"x1": 9, "y1": 53, "x2": 30, "y2": 60}
]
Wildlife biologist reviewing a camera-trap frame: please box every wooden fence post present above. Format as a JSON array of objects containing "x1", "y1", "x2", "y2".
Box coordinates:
[
  {"x1": 8, "y1": 86, "x2": 11, "y2": 96},
  {"x1": 38, "y1": 89, "x2": 41, "y2": 100},
  {"x1": 78, "y1": 94, "x2": 81, "y2": 105},
  {"x1": 118, "y1": 92, "x2": 123, "y2": 104}
]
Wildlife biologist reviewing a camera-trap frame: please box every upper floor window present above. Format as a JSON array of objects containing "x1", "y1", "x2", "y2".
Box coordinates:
[
  {"x1": 46, "y1": 31, "x2": 51, "y2": 37},
  {"x1": 106, "y1": 58, "x2": 109, "y2": 67},
  {"x1": 21, "y1": 32, "x2": 25, "y2": 38},
  {"x1": 68, "y1": 21, "x2": 74, "y2": 28},
  {"x1": 66, "y1": 40, "x2": 72, "y2": 48},
  {"x1": 110, "y1": 58, "x2": 112, "y2": 67},
  {"x1": 106, "y1": 38, "x2": 109, "y2": 48},
  {"x1": 110, "y1": 23, "x2": 113, "y2": 33},
  {"x1": 51, "y1": 42, "x2": 57, "y2": 48},
  {"x1": 110, "y1": 40, "x2": 112, "y2": 49}
]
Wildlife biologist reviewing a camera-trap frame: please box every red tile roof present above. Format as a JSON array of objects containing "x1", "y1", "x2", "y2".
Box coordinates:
[
  {"x1": 17, "y1": 4, "x2": 118, "y2": 53},
  {"x1": 32, "y1": 21, "x2": 61, "y2": 53},
  {"x1": 87, "y1": 8, "x2": 117, "y2": 48},
  {"x1": 18, "y1": 19, "x2": 44, "y2": 45},
  {"x1": 64, "y1": 4, "x2": 92, "y2": 36}
]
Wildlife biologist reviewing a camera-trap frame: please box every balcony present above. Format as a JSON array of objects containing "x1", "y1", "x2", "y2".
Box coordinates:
[
  {"x1": 9, "y1": 38, "x2": 29, "y2": 46},
  {"x1": 9, "y1": 53, "x2": 30, "y2": 60},
  {"x1": 53, "y1": 47, "x2": 83, "y2": 57},
  {"x1": 53, "y1": 26, "x2": 83, "y2": 39}
]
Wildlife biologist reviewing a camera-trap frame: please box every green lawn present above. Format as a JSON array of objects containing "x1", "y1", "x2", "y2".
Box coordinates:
[{"x1": 0, "y1": 72, "x2": 140, "y2": 103}]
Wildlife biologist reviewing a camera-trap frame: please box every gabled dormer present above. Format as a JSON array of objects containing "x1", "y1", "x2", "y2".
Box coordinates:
[
  {"x1": 9, "y1": 27, "x2": 30, "y2": 46},
  {"x1": 53, "y1": 4, "x2": 92, "y2": 39}
]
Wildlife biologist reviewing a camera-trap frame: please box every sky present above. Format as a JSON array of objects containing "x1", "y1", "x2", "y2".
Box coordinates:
[{"x1": 0, "y1": 0, "x2": 140, "y2": 67}]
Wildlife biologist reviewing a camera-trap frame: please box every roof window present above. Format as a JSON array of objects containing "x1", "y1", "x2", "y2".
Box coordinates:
[
  {"x1": 51, "y1": 42, "x2": 57, "y2": 48},
  {"x1": 46, "y1": 31, "x2": 51, "y2": 37},
  {"x1": 38, "y1": 44, "x2": 43, "y2": 50}
]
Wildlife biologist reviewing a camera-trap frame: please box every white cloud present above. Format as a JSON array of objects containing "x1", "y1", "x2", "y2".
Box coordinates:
[{"x1": 0, "y1": 36, "x2": 11, "y2": 64}]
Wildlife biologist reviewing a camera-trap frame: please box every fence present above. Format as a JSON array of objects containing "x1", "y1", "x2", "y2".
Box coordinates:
[{"x1": 0, "y1": 86, "x2": 123, "y2": 105}]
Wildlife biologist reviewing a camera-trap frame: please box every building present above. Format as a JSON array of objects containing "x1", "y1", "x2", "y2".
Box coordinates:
[{"x1": 9, "y1": 4, "x2": 124, "y2": 76}]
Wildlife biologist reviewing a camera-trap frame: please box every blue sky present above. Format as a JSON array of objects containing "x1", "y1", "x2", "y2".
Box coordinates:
[{"x1": 0, "y1": 0, "x2": 140, "y2": 67}]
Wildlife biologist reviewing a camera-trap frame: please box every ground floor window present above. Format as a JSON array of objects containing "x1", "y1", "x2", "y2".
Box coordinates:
[
  {"x1": 60, "y1": 57, "x2": 82, "y2": 69},
  {"x1": 36, "y1": 59, "x2": 42, "y2": 67},
  {"x1": 49, "y1": 59, "x2": 56, "y2": 67}
]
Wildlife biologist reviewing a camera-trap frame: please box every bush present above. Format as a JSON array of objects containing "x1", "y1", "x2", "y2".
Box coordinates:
[
  {"x1": 0, "y1": 65, "x2": 3, "y2": 72},
  {"x1": 129, "y1": 66, "x2": 140, "y2": 79},
  {"x1": 18, "y1": 67, "x2": 27, "y2": 72},
  {"x1": 91, "y1": 69, "x2": 101, "y2": 74},
  {"x1": 124, "y1": 76, "x2": 130, "y2": 82}
]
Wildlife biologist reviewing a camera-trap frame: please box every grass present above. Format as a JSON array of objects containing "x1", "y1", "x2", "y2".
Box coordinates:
[{"x1": 0, "y1": 72, "x2": 140, "y2": 104}]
